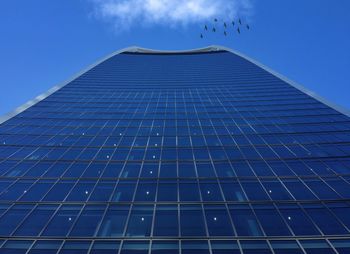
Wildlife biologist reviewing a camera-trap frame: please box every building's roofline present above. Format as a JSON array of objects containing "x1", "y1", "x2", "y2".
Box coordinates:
[
  {"x1": 123, "y1": 45, "x2": 224, "y2": 54},
  {"x1": 0, "y1": 45, "x2": 349, "y2": 125}
]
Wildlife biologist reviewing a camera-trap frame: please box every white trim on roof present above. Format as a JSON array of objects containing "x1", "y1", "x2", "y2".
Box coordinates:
[{"x1": 0, "y1": 45, "x2": 348, "y2": 125}]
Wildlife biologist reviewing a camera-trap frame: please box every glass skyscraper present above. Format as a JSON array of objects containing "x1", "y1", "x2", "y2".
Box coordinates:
[{"x1": 0, "y1": 46, "x2": 350, "y2": 254}]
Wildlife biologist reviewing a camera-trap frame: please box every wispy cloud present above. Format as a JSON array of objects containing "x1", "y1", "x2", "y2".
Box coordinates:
[{"x1": 90, "y1": 0, "x2": 253, "y2": 29}]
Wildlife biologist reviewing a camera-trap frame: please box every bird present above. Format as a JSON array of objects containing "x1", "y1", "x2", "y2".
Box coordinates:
[
  {"x1": 232, "y1": 21, "x2": 235, "y2": 27},
  {"x1": 224, "y1": 22, "x2": 227, "y2": 28},
  {"x1": 214, "y1": 18, "x2": 218, "y2": 22},
  {"x1": 246, "y1": 24, "x2": 250, "y2": 30},
  {"x1": 200, "y1": 33, "x2": 203, "y2": 38},
  {"x1": 224, "y1": 31, "x2": 227, "y2": 36},
  {"x1": 237, "y1": 27, "x2": 241, "y2": 34},
  {"x1": 204, "y1": 25, "x2": 208, "y2": 31},
  {"x1": 239, "y1": 18, "x2": 242, "y2": 25},
  {"x1": 212, "y1": 27, "x2": 216, "y2": 32}
]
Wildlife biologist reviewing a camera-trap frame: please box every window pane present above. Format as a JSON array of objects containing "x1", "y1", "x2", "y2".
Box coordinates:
[
  {"x1": 181, "y1": 241, "x2": 210, "y2": 254},
  {"x1": 270, "y1": 240, "x2": 304, "y2": 254},
  {"x1": 58, "y1": 241, "x2": 90, "y2": 254},
  {"x1": 300, "y1": 240, "x2": 336, "y2": 254},
  {"x1": 241, "y1": 240, "x2": 273, "y2": 254},
  {"x1": 157, "y1": 181, "x2": 177, "y2": 201},
  {"x1": 125, "y1": 205, "x2": 153, "y2": 237},
  {"x1": 134, "y1": 181, "x2": 157, "y2": 202},
  {"x1": 229, "y1": 205, "x2": 263, "y2": 236},
  {"x1": 0, "y1": 205, "x2": 34, "y2": 236},
  {"x1": 204, "y1": 205, "x2": 234, "y2": 236},
  {"x1": 278, "y1": 204, "x2": 320, "y2": 236},
  {"x1": 121, "y1": 241, "x2": 149, "y2": 254},
  {"x1": 304, "y1": 204, "x2": 348, "y2": 235},
  {"x1": 211, "y1": 240, "x2": 240, "y2": 254},
  {"x1": 151, "y1": 241, "x2": 179, "y2": 254},
  {"x1": 153, "y1": 205, "x2": 178, "y2": 236},
  {"x1": 179, "y1": 181, "x2": 200, "y2": 201},
  {"x1": 199, "y1": 181, "x2": 223, "y2": 201},
  {"x1": 43, "y1": 180, "x2": 74, "y2": 201},
  {"x1": 69, "y1": 205, "x2": 105, "y2": 237},
  {"x1": 29, "y1": 240, "x2": 62, "y2": 254},
  {"x1": 97, "y1": 205, "x2": 130, "y2": 237},
  {"x1": 220, "y1": 180, "x2": 247, "y2": 201},
  {"x1": 180, "y1": 205, "x2": 206, "y2": 236},
  {"x1": 90, "y1": 241, "x2": 121, "y2": 254},
  {"x1": 1, "y1": 240, "x2": 33, "y2": 254},
  {"x1": 241, "y1": 180, "x2": 269, "y2": 201},
  {"x1": 42, "y1": 205, "x2": 82, "y2": 236},
  {"x1": 14, "y1": 205, "x2": 57, "y2": 236},
  {"x1": 111, "y1": 181, "x2": 136, "y2": 202},
  {"x1": 89, "y1": 181, "x2": 115, "y2": 201},
  {"x1": 253, "y1": 204, "x2": 292, "y2": 236}
]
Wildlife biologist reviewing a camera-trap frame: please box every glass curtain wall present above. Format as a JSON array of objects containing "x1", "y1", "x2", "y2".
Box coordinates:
[{"x1": 0, "y1": 48, "x2": 350, "y2": 253}]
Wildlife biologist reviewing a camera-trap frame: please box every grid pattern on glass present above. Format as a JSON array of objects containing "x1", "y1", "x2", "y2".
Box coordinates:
[{"x1": 0, "y1": 50, "x2": 350, "y2": 253}]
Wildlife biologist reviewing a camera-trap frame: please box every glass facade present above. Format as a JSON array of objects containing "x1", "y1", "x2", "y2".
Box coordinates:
[{"x1": 0, "y1": 46, "x2": 350, "y2": 253}]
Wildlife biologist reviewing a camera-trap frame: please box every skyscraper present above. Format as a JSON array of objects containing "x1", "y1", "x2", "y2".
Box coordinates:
[{"x1": 0, "y1": 46, "x2": 350, "y2": 254}]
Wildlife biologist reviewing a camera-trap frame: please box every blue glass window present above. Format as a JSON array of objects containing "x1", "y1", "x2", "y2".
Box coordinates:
[
  {"x1": 204, "y1": 205, "x2": 234, "y2": 236},
  {"x1": 111, "y1": 180, "x2": 136, "y2": 202},
  {"x1": 29, "y1": 240, "x2": 62, "y2": 254},
  {"x1": 327, "y1": 202, "x2": 350, "y2": 229},
  {"x1": 211, "y1": 240, "x2": 241, "y2": 254},
  {"x1": 121, "y1": 241, "x2": 149, "y2": 254},
  {"x1": 220, "y1": 180, "x2": 247, "y2": 201},
  {"x1": 65, "y1": 180, "x2": 95, "y2": 201},
  {"x1": 0, "y1": 205, "x2": 34, "y2": 236},
  {"x1": 42, "y1": 205, "x2": 82, "y2": 236},
  {"x1": 69, "y1": 205, "x2": 105, "y2": 236},
  {"x1": 134, "y1": 180, "x2": 157, "y2": 201},
  {"x1": 14, "y1": 205, "x2": 57, "y2": 236},
  {"x1": 241, "y1": 180, "x2": 269, "y2": 200},
  {"x1": 125, "y1": 205, "x2": 153, "y2": 237},
  {"x1": 153, "y1": 205, "x2": 178, "y2": 236},
  {"x1": 240, "y1": 240, "x2": 273, "y2": 254},
  {"x1": 300, "y1": 240, "x2": 336, "y2": 254},
  {"x1": 151, "y1": 241, "x2": 179, "y2": 254},
  {"x1": 229, "y1": 204, "x2": 263, "y2": 236},
  {"x1": 157, "y1": 180, "x2": 177, "y2": 201},
  {"x1": 283, "y1": 179, "x2": 317, "y2": 200},
  {"x1": 181, "y1": 241, "x2": 210, "y2": 254},
  {"x1": 200, "y1": 180, "x2": 224, "y2": 201},
  {"x1": 58, "y1": 241, "x2": 90, "y2": 254},
  {"x1": 330, "y1": 239, "x2": 350, "y2": 254},
  {"x1": 97, "y1": 205, "x2": 130, "y2": 237},
  {"x1": 89, "y1": 181, "x2": 115, "y2": 201},
  {"x1": 90, "y1": 241, "x2": 121, "y2": 254},
  {"x1": 0, "y1": 180, "x2": 34, "y2": 201},
  {"x1": 178, "y1": 163, "x2": 197, "y2": 177},
  {"x1": 253, "y1": 204, "x2": 292, "y2": 236},
  {"x1": 261, "y1": 180, "x2": 293, "y2": 200},
  {"x1": 43, "y1": 180, "x2": 74, "y2": 201},
  {"x1": 0, "y1": 240, "x2": 33, "y2": 254},
  {"x1": 303, "y1": 204, "x2": 348, "y2": 235},
  {"x1": 19, "y1": 180, "x2": 54, "y2": 201},
  {"x1": 270, "y1": 240, "x2": 304, "y2": 254},
  {"x1": 179, "y1": 181, "x2": 200, "y2": 201},
  {"x1": 180, "y1": 205, "x2": 206, "y2": 236},
  {"x1": 278, "y1": 204, "x2": 320, "y2": 235}
]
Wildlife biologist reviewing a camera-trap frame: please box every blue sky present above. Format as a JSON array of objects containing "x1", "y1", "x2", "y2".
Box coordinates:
[{"x1": 0, "y1": 0, "x2": 349, "y2": 116}]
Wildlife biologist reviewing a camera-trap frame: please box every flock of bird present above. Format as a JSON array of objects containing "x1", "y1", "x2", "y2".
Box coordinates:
[{"x1": 200, "y1": 18, "x2": 250, "y2": 39}]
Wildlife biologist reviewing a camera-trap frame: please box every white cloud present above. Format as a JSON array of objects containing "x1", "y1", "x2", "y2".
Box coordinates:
[{"x1": 90, "y1": 0, "x2": 252, "y2": 29}]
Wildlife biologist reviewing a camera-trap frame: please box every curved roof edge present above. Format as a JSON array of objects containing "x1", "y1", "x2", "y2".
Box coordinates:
[{"x1": 0, "y1": 45, "x2": 349, "y2": 124}]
